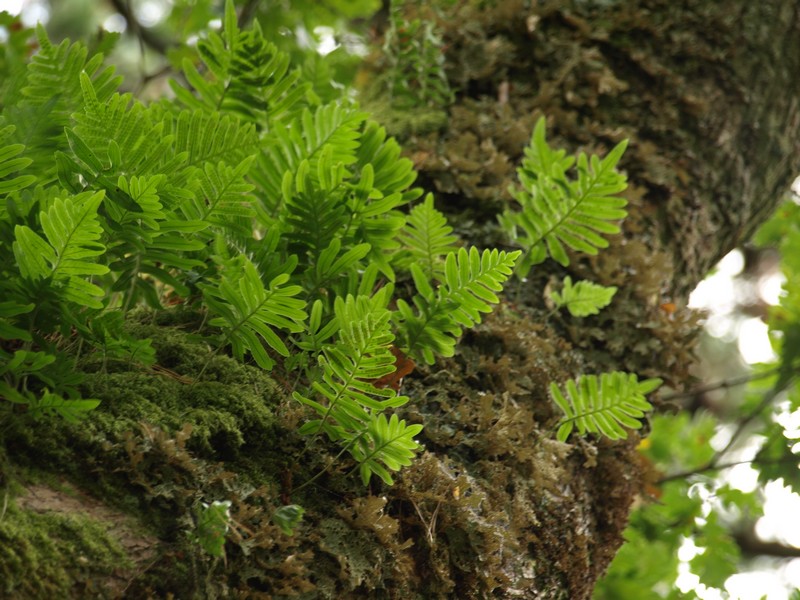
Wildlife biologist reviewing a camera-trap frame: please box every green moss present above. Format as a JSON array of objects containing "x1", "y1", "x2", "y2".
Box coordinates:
[{"x1": 0, "y1": 502, "x2": 130, "y2": 598}]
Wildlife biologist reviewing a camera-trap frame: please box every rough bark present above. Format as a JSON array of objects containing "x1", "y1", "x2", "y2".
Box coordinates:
[{"x1": 2, "y1": 1, "x2": 799, "y2": 599}]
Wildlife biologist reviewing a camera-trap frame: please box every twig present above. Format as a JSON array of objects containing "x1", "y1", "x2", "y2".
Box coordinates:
[
  {"x1": 107, "y1": 0, "x2": 173, "y2": 56},
  {"x1": 659, "y1": 366, "x2": 782, "y2": 402}
]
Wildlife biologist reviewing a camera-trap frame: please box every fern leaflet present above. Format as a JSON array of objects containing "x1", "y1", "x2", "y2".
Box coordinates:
[
  {"x1": 0, "y1": 125, "x2": 36, "y2": 195},
  {"x1": 398, "y1": 193, "x2": 459, "y2": 281},
  {"x1": 202, "y1": 257, "x2": 307, "y2": 370},
  {"x1": 500, "y1": 118, "x2": 628, "y2": 274},
  {"x1": 13, "y1": 190, "x2": 109, "y2": 308},
  {"x1": 551, "y1": 372, "x2": 662, "y2": 442},
  {"x1": 550, "y1": 276, "x2": 617, "y2": 317},
  {"x1": 395, "y1": 247, "x2": 520, "y2": 364},
  {"x1": 294, "y1": 292, "x2": 417, "y2": 485}
]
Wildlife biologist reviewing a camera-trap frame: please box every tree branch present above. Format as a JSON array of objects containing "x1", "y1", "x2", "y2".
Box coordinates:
[{"x1": 107, "y1": 0, "x2": 173, "y2": 56}]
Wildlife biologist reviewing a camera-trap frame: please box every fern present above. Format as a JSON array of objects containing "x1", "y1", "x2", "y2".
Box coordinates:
[
  {"x1": 0, "y1": 125, "x2": 36, "y2": 195},
  {"x1": 395, "y1": 247, "x2": 520, "y2": 364},
  {"x1": 201, "y1": 257, "x2": 307, "y2": 370},
  {"x1": 293, "y1": 292, "x2": 419, "y2": 485},
  {"x1": 13, "y1": 190, "x2": 109, "y2": 308},
  {"x1": 180, "y1": 156, "x2": 256, "y2": 235},
  {"x1": 383, "y1": 1, "x2": 453, "y2": 110},
  {"x1": 350, "y1": 413, "x2": 423, "y2": 486},
  {"x1": 3, "y1": 25, "x2": 120, "y2": 179},
  {"x1": 398, "y1": 193, "x2": 459, "y2": 281},
  {"x1": 550, "y1": 276, "x2": 617, "y2": 317},
  {"x1": 551, "y1": 372, "x2": 662, "y2": 442},
  {"x1": 500, "y1": 118, "x2": 629, "y2": 274},
  {"x1": 170, "y1": 0, "x2": 306, "y2": 127},
  {"x1": 253, "y1": 102, "x2": 367, "y2": 215}
]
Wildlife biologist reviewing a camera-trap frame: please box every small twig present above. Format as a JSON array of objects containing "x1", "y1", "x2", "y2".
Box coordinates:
[
  {"x1": 659, "y1": 366, "x2": 782, "y2": 402},
  {"x1": 107, "y1": 0, "x2": 172, "y2": 56},
  {"x1": 658, "y1": 456, "x2": 800, "y2": 485}
]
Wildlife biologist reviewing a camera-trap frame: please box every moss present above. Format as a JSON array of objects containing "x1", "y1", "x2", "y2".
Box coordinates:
[{"x1": 0, "y1": 501, "x2": 130, "y2": 598}]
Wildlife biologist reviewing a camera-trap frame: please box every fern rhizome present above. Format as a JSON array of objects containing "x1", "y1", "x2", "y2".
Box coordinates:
[{"x1": 1, "y1": 0, "x2": 659, "y2": 507}]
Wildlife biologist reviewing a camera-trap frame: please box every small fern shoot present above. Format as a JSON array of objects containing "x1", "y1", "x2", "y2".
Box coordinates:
[
  {"x1": 294, "y1": 292, "x2": 420, "y2": 485},
  {"x1": 201, "y1": 257, "x2": 307, "y2": 370},
  {"x1": 398, "y1": 193, "x2": 459, "y2": 281},
  {"x1": 550, "y1": 276, "x2": 617, "y2": 317},
  {"x1": 395, "y1": 247, "x2": 520, "y2": 364},
  {"x1": 551, "y1": 372, "x2": 662, "y2": 442},
  {"x1": 500, "y1": 118, "x2": 629, "y2": 275},
  {"x1": 13, "y1": 191, "x2": 109, "y2": 308}
]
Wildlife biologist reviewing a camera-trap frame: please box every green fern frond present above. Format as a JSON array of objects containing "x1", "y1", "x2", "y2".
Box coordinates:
[
  {"x1": 396, "y1": 247, "x2": 520, "y2": 364},
  {"x1": 13, "y1": 190, "x2": 109, "y2": 308},
  {"x1": 4, "y1": 25, "x2": 120, "y2": 177},
  {"x1": 170, "y1": 0, "x2": 307, "y2": 126},
  {"x1": 105, "y1": 174, "x2": 207, "y2": 308},
  {"x1": 253, "y1": 103, "x2": 367, "y2": 214},
  {"x1": 398, "y1": 193, "x2": 459, "y2": 280},
  {"x1": 551, "y1": 372, "x2": 662, "y2": 442},
  {"x1": 0, "y1": 125, "x2": 36, "y2": 195},
  {"x1": 293, "y1": 293, "x2": 417, "y2": 484},
  {"x1": 0, "y1": 301, "x2": 35, "y2": 341},
  {"x1": 294, "y1": 293, "x2": 401, "y2": 435},
  {"x1": 350, "y1": 413, "x2": 423, "y2": 486},
  {"x1": 164, "y1": 109, "x2": 258, "y2": 185},
  {"x1": 550, "y1": 276, "x2": 617, "y2": 317},
  {"x1": 181, "y1": 156, "x2": 256, "y2": 235},
  {"x1": 356, "y1": 121, "x2": 420, "y2": 202},
  {"x1": 500, "y1": 118, "x2": 628, "y2": 274},
  {"x1": 201, "y1": 257, "x2": 306, "y2": 370}
]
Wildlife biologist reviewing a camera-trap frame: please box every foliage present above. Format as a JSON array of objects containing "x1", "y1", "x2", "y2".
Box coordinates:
[
  {"x1": 549, "y1": 275, "x2": 617, "y2": 317},
  {"x1": 500, "y1": 117, "x2": 628, "y2": 275},
  {"x1": 550, "y1": 372, "x2": 662, "y2": 442},
  {"x1": 0, "y1": 1, "x2": 518, "y2": 489},
  {"x1": 382, "y1": 0, "x2": 453, "y2": 110},
  {"x1": 195, "y1": 500, "x2": 233, "y2": 559}
]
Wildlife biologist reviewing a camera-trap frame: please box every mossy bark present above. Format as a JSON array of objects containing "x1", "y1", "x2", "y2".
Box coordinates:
[{"x1": 2, "y1": 1, "x2": 799, "y2": 598}]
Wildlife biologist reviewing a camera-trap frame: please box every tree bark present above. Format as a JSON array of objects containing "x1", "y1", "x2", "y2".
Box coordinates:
[{"x1": 3, "y1": 1, "x2": 800, "y2": 599}]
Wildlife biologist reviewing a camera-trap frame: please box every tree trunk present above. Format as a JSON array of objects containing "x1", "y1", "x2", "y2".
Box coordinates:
[{"x1": 3, "y1": 1, "x2": 799, "y2": 599}]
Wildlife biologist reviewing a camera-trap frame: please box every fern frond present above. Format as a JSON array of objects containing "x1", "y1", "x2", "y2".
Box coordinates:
[
  {"x1": 550, "y1": 276, "x2": 617, "y2": 317},
  {"x1": 356, "y1": 121, "x2": 419, "y2": 202},
  {"x1": 201, "y1": 257, "x2": 306, "y2": 370},
  {"x1": 105, "y1": 174, "x2": 207, "y2": 308},
  {"x1": 281, "y1": 156, "x2": 350, "y2": 258},
  {"x1": 0, "y1": 301, "x2": 34, "y2": 341},
  {"x1": 398, "y1": 193, "x2": 459, "y2": 280},
  {"x1": 0, "y1": 125, "x2": 36, "y2": 195},
  {"x1": 351, "y1": 413, "x2": 423, "y2": 486},
  {"x1": 293, "y1": 293, "x2": 416, "y2": 484},
  {"x1": 181, "y1": 156, "x2": 256, "y2": 235},
  {"x1": 396, "y1": 247, "x2": 520, "y2": 364},
  {"x1": 5, "y1": 25, "x2": 120, "y2": 177},
  {"x1": 164, "y1": 109, "x2": 258, "y2": 185},
  {"x1": 501, "y1": 118, "x2": 628, "y2": 274},
  {"x1": 13, "y1": 190, "x2": 109, "y2": 308},
  {"x1": 170, "y1": 0, "x2": 307, "y2": 126},
  {"x1": 253, "y1": 103, "x2": 367, "y2": 213},
  {"x1": 66, "y1": 74, "x2": 178, "y2": 188},
  {"x1": 551, "y1": 372, "x2": 662, "y2": 442}
]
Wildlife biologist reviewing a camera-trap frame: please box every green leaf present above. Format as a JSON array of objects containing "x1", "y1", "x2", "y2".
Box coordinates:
[
  {"x1": 351, "y1": 413, "x2": 423, "y2": 486},
  {"x1": 501, "y1": 117, "x2": 628, "y2": 273},
  {"x1": 202, "y1": 257, "x2": 306, "y2": 370},
  {"x1": 273, "y1": 504, "x2": 305, "y2": 536},
  {"x1": 13, "y1": 191, "x2": 109, "y2": 308},
  {"x1": 396, "y1": 247, "x2": 520, "y2": 364},
  {"x1": 398, "y1": 193, "x2": 459, "y2": 281},
  {"x1": 551, "y1": 372, "x2": 662, "y2": 441},
  {"x1": 195, "y1": 500, "x2": 232, "y2": 558},
  {"x1": 549, "y1": 276, "x2": 617, "y2": 317}
]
